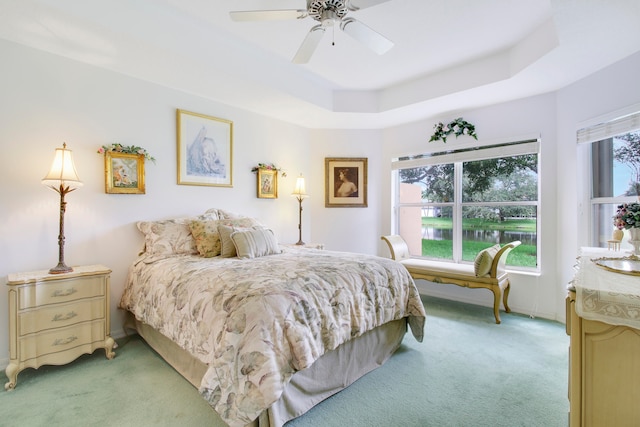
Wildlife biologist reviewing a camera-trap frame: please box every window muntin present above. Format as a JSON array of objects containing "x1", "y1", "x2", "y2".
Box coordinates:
[{"x1": 394, "y1": 142, "x2": 539, "y2": 270}]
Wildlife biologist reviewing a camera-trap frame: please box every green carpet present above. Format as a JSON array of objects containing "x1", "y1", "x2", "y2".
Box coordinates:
[{"x1": 0, "y1": 296, "x2": 568, "y2": 426}]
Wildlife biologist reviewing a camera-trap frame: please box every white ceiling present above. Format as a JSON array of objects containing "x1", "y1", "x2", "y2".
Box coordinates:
[{"x1": 1, "y1": 0, "x2": 639, "y2": 129}]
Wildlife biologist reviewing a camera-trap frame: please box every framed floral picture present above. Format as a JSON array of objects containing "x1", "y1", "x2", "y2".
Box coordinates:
[
  {"x1": 325, "y1": 157, "x2": 368, "y2": 207},
  {"x1": 177, "y1": 109, "x2": 233, "y2": 187},
  {"x1": 105, "y1": 151, "x2": 145, "y2": 194},
  {"x1": 257, "y1": 168, "x2": 278, "y2": 199}
]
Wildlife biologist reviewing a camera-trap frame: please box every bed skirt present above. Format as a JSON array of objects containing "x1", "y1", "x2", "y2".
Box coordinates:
[{"x1": 123, "y1": 312, "x2": 408, "y2": 427}]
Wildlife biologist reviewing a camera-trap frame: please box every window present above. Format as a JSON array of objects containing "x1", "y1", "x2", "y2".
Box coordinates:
[
  {"x1": 392, "y1": 139, "x2": 539, "y2": 270},
  {"x1": 586, "y1": 125, "x2": 640, "y2": 248}
]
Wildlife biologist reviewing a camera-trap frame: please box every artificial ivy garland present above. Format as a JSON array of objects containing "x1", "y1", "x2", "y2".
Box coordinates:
[
  {"x1": 429, "y1": 118, "x2": 478, "y2": 143},
  {"x1": 250, "y1": 162, "x2": 287, "y2": 177},
  {"x1": 98, "y1": 143, "x2": 156, "y2": 163}
]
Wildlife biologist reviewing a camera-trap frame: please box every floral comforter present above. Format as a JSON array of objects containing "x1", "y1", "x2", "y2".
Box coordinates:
[{"x1": 119, "y1": 247, "x2": 426, "y2": 426}]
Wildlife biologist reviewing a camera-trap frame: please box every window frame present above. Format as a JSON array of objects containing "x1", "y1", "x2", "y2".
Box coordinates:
[
  {"x1": 577, "y1": 105, "x2": 640, "y2": 248},
  {"x1": 392, "y1": 136, "x2": 540, "y2": 272}
]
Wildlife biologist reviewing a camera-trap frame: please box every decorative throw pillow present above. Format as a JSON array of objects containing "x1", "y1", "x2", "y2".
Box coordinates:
[
  {"x1": 218, "y1": 224, "x2": 257, "y2": 258},
  {"x1": 473, "y1": 244, "x2": 501, "y2": 277},
  {"x1": 190, "y1": 217, "x2": 262, "y2": 257},
  {"x1": 137, "y1": 218, "x2": 198, "y2": 256},
  {"x1": 190, "y1": 220, "x2": 223, "y2": 258},
  {"x1": 231, "y1": 228, "x2": 281, "y2": 259}
]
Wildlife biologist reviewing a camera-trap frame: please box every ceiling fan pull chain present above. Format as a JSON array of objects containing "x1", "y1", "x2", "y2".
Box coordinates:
[{"x1": 332, "y1": 26, "x2": 335, "y2": 46}]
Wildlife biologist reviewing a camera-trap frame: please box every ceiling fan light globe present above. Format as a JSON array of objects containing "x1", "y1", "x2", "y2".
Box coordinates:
[{"x1": 321, "y1": 10, "x2": 338, "y2": 27}]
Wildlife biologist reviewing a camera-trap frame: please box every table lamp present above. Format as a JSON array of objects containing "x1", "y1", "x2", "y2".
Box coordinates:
[
  {"x1": 42, "y1": 143, "x2": 83, "y2": 274},
  {"x1": 291, "y1": 174, "x2": 308, "y2": 245}
]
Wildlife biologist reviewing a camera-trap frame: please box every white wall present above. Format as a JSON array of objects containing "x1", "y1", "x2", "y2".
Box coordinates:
[
  {"x1": 556, "y1": 51, "x2": 640, "y2": 313},
  {"x1": 309, "y1": 129, "x2": 384, "y2": 253},
  {"x1": 0, "y1": 39, "x2": 320, "y2": 368},
  {"x1": 1, "y1": 35, "x2": 640, "y2": 369},
  {"x1": 380, "y1": 94, "x2": 559, "y2": 320},
  {"x1": 379, "y1": 52, "x2": 640, "y2": 323}
]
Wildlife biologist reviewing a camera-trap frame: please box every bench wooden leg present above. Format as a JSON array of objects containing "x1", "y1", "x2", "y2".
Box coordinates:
[
  {"x1": 491, "y1": 288, "x2": 502, "y2": 324},
  {"x1": 503, "y1": 282, "x2": 511, "y2": 313}
]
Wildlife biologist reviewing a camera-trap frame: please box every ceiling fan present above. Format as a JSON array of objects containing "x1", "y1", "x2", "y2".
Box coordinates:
[{"x1": 230, "y1": 0, "x2": 394, "y2": 64}]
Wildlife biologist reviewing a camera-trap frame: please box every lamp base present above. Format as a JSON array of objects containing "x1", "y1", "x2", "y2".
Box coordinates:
[
  {"x1": 49, "y1": 262, "x2": 73, "y2": 274},
  {"x1": 295, "y1": 240, "x2": 305, "y2": 246}
]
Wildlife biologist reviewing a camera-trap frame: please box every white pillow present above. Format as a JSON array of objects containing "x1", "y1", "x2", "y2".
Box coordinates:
[
  {"x1": 205, "y1": 208, "x2": 244, "y2": 219},
  {"x1": 218, "y1": 224, "x2": 259, "y2": 258},
  {"x1": 473, "y1": 244, "x2": 501, "y2": 277},
  {"x1": 231, "y1": 228, "x2": 281, "y2": 259}
]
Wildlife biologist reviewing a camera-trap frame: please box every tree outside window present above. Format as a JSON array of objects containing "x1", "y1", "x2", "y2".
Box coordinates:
[{"x1": 396, "y1": 151, "x2": 538, "y2": 269}]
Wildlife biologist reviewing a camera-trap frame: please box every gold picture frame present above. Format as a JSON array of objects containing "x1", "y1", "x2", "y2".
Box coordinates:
[
  {"x1": 105, "y1": 151, "x2": 145, "y2": 194},
  {"x1": 325, "y1": 157, "x2": 368, "y2": 207},
  {"x1": 177, "y1": 109, "x2": 233, "y2": 187},
  {"x1": 257, "y1": 169, "x2": 278, "y2": 199}
]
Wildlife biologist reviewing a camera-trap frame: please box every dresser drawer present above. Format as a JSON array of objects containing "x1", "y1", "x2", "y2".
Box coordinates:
[
  {"x1": 19, "y1": 298, "x2": 105, "y2": 336},
  {"x1": 18, "y1": 275, "x2": 105, "y2": 309},
  {"x1": 18, "y1": 320, "x2": 107, "y2": 363}
]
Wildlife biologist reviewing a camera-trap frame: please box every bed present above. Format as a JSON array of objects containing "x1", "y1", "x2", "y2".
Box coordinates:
[{"x1": 118, "y1": 209, "x2": 426, "y2": 427}]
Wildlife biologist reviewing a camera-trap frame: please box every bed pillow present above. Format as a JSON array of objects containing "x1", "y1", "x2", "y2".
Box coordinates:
[
  {"x1": 473, "y1": 244, "x2": 501, "y2": 277},
  {"x1": 204, "y1": 208, "x2": 243, "y2": 220},
  {"x1": 200, "y1": 209, "x2": 221, "y2": 221},
  {"x1": 137, "y1": 218, "x2": 198, "y2": 256},
  {"x1": 231, "y1": 228, "x2": 281, "y2": 259},
  {"x1": 190, "y1": 217, "x2": 262, "y2": 257},
  {"x1": 218, "y1": 224, "x2": 256, "y2": 258}
]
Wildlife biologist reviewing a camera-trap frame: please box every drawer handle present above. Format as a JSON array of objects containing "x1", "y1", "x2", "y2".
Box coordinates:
[
  {"x1": 53, "y1": 336, "x2": 78, "y2": 346},
  {"x1": 52, "y1": 288, "x2": 77, "y2": 297},
  {"x1": 52, "y1": 311, "x2": 77, "y2": 322}
]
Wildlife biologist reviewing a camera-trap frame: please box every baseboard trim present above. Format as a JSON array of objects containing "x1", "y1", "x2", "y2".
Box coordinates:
[{"x1": 416, "y1": 283, "x2": 558, "y2": 322}]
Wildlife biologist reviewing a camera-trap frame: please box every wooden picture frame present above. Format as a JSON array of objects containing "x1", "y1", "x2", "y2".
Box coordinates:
[
  {"x1": 177, "y1": 109, "x2": 233, "y2": 187},
  {"x1": 105, "y1": 151, "x2": 145, "y2": 194},
  {"x1": 257, "y1": 169, "x2": 278, "y2": 199},
  {"x1": 325, "y1": 157, "x2": 368, "y2": 207}
]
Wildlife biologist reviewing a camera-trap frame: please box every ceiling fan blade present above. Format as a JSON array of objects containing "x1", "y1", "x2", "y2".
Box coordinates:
[
  {"x1": 346, "y1": 0, "x2": 392, "y2": 12},
  {"x1": 340, "y1": 18, "x2": 393, "y2": 55},
  {"x1": 292, "y1": 25, "x2": 325, "y2": 64},
  {"x1": 229, "y1": 9, "x2": 307, "y2": 22}
]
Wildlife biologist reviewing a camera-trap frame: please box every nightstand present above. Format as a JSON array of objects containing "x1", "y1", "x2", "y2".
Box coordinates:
[
  {"x1": 5, "y1": 265, "x2": 115, "y2": 390},
  {"x1": 282, "y1": 243, "x2": 324, "y2": 250}
]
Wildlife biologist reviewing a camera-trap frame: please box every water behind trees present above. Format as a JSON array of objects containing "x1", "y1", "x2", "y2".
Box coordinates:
[{"x1": 422, "y1": 227, "x2": 537, "y2": 246}]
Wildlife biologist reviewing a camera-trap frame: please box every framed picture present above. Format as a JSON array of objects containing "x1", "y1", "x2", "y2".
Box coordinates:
[
  {"x1": 177, "y1": 109, "x2": 233, "y2": 187},
  {"x1": 325, "y1": 157, "x2": 368, "y2": 208},
  {"x1": 105, "y1": 151, "x2": 145, "y2": 194},
  {"x1": 257, "y1": 169, "x2": 278, "y2": 199}
]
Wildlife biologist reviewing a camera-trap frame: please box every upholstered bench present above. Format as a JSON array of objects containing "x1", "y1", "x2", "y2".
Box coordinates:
[{"x1": 381, "y1": 235, "x2": 521, "y2": 324}]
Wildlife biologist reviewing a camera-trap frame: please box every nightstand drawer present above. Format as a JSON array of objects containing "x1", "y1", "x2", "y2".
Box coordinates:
[
  {"x1": 19, "y1": 320, "x2": 106, "y2": 362},
  {"x1": 18, "y1": 276, "x2": 105, "y2": 309},
  {"x1": 19, "y1": 298, "x2": 105, "y2": 336}
]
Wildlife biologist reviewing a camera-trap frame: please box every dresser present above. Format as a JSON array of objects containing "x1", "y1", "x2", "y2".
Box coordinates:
[
  {"x1": 567, "y1": 252, "x2": 640, "y2": 427},
  {"x1": 5, "y1": 265, "x2": 115, "y2": 390}
]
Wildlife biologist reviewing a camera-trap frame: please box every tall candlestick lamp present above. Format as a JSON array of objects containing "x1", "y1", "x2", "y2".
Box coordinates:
[
  {"x1": 291, "y1": 174, "x2": 308, "y2": 245},
  {"x1": 42, "y1": 143, "x2": 83, "y2": 274}
]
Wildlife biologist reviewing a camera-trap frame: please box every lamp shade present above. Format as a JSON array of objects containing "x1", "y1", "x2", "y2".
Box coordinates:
[
  {"x1": 42, "y1": 143, "x2": 83, "y2": 190},
  {"x1": 292, "y1": 174, "x2": 308, "y2": 198}
]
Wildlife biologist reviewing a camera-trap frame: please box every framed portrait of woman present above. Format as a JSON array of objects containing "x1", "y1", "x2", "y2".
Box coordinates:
[{"x1": 325, "y1": 157, "x2": 367, "y2": 207}]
